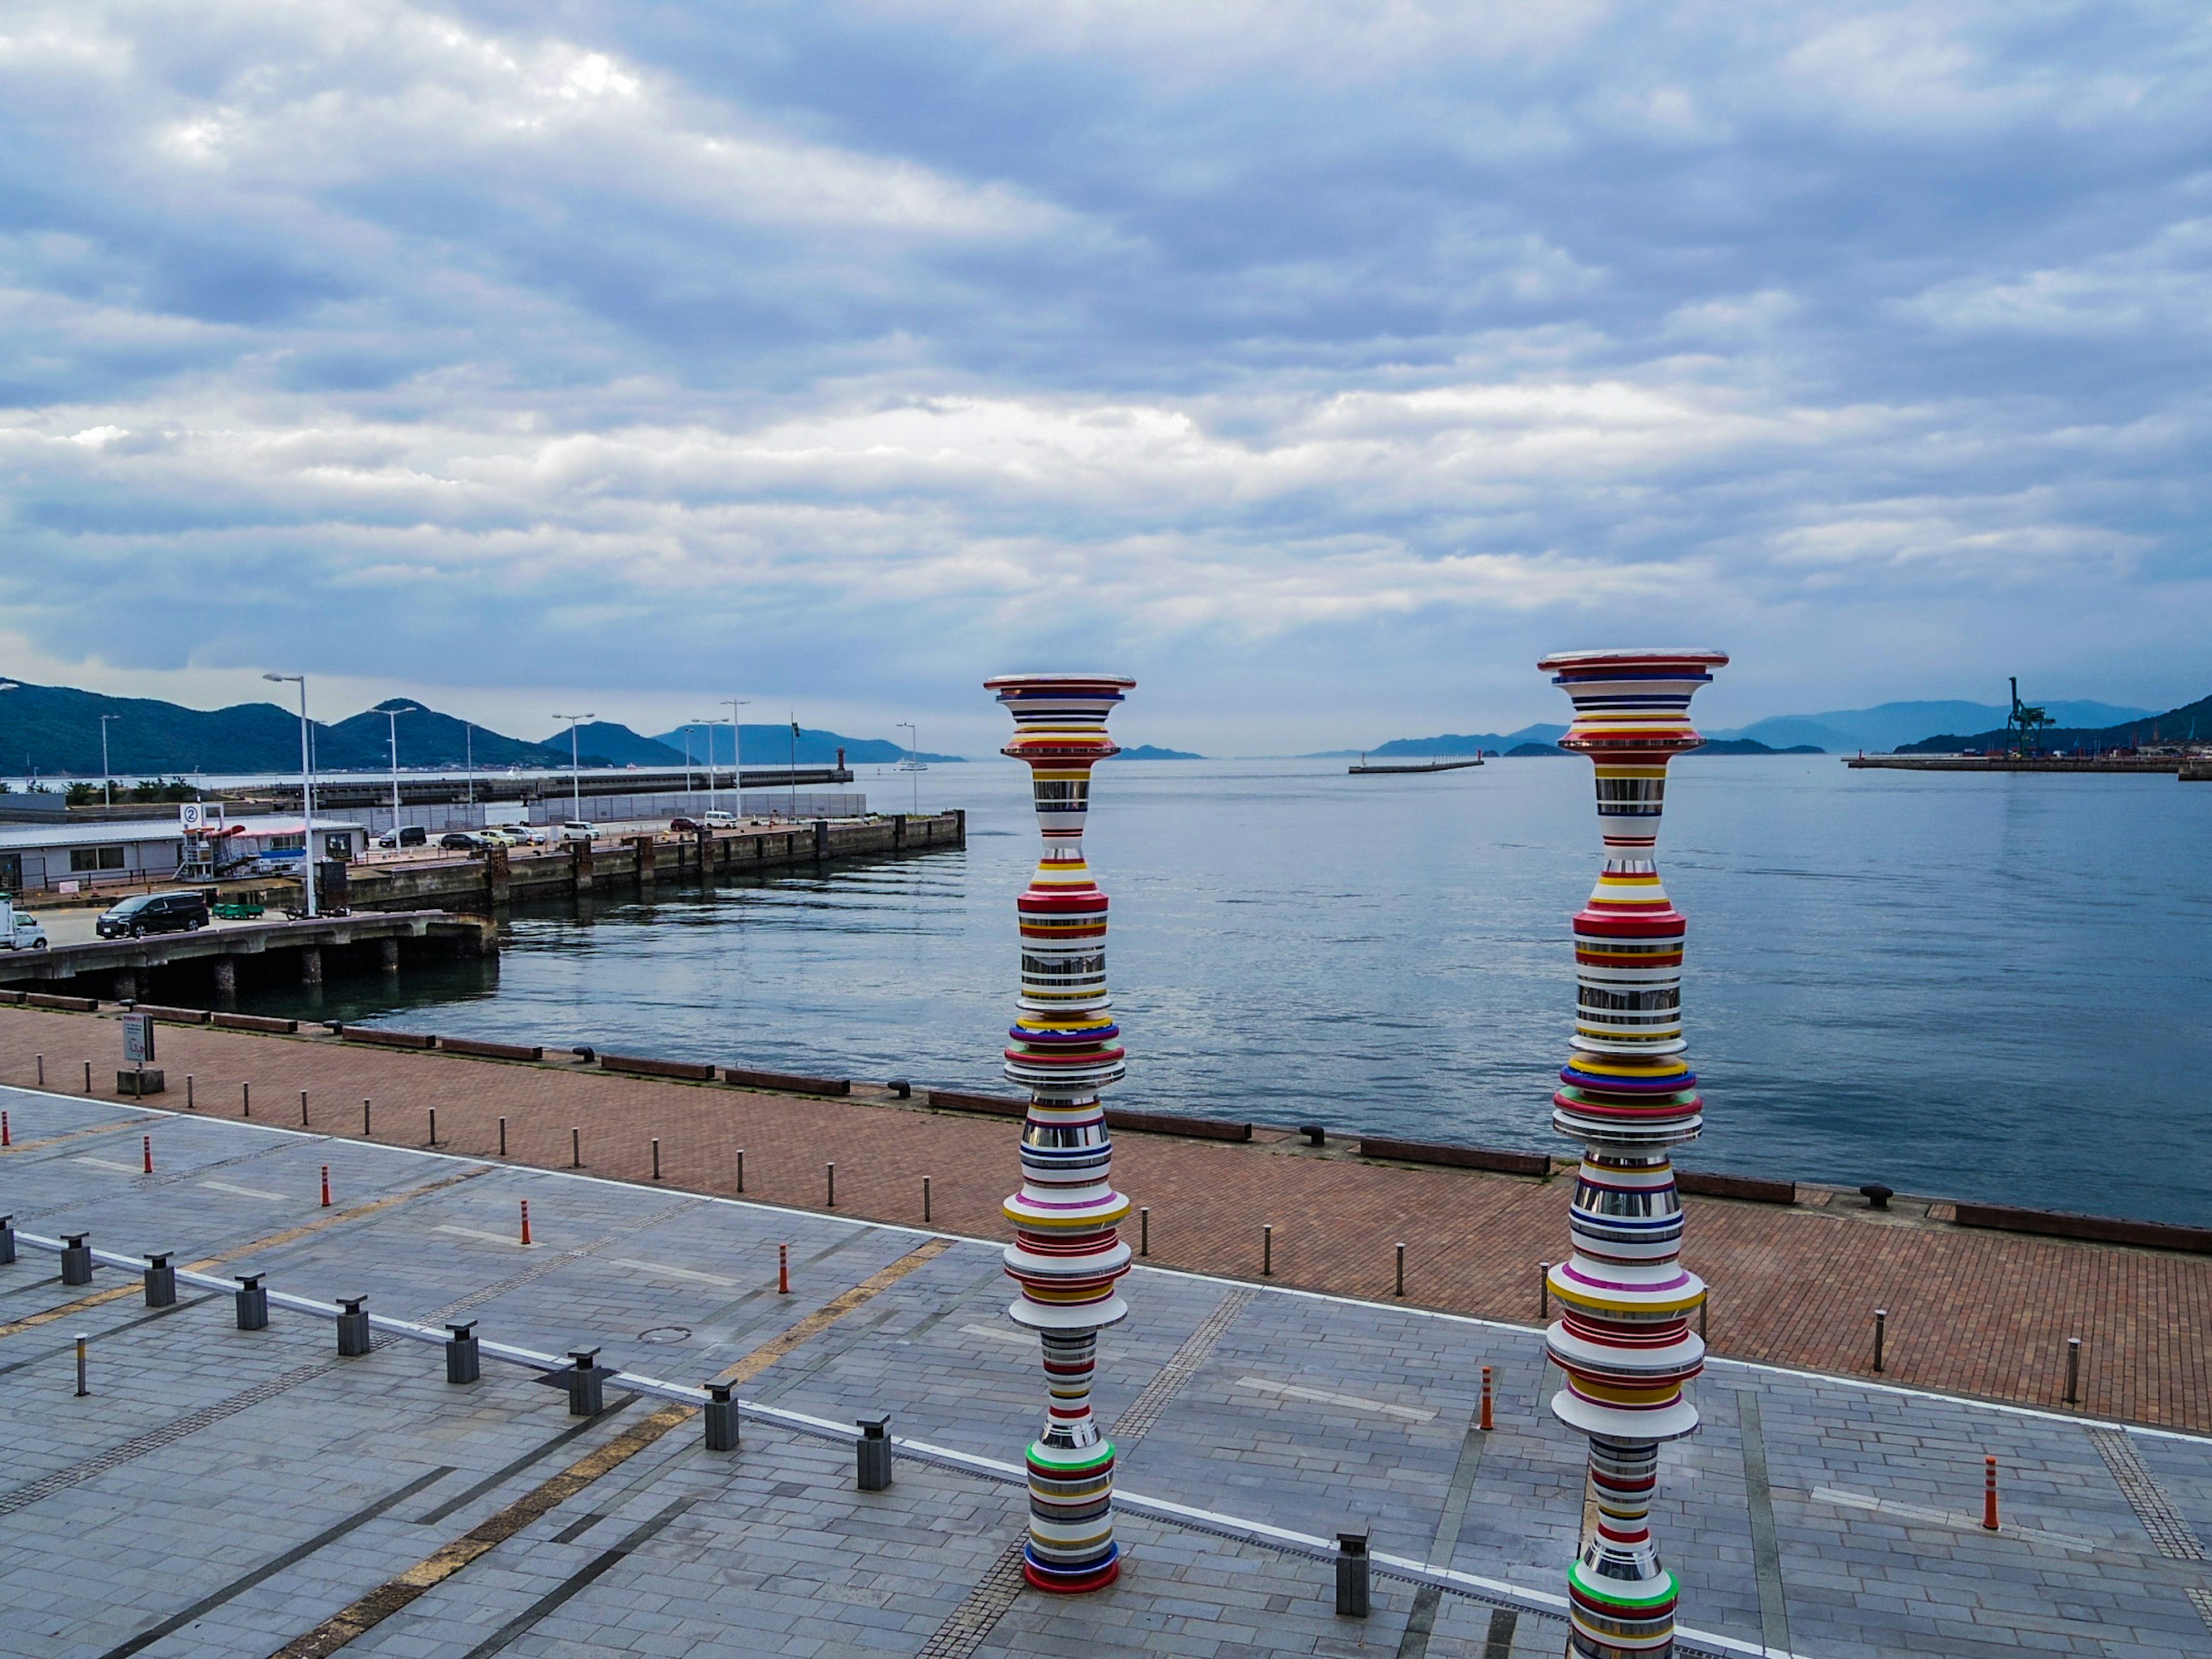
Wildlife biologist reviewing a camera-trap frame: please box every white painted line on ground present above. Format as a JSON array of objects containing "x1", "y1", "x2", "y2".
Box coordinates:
[
  {"x1": 433, "y1": 1224, "x2": 528, "y2": 1247},
  {"x1": 1808, "y1": 1486, "x2": 2101, "y2": 1552},
  {"x1": 1234, "y1": 1376, "x2": 1438, "y2": 1422},
  {"x1": 74, "y1": 1156, "x2": 141, "y2": 1174},
  {"x1": 609, "y1": 1257, "x2": 737, "y2": 1287},
  {"x1": 959, "y1": 1322, "x2": 1032, "y2": 1346},
  {"x1": 200, "y1": 1179, "x2": 288, "y2": 1201}
]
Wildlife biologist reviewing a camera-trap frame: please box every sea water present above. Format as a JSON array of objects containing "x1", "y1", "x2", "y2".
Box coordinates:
[{"x1": 247, "y1": 756, "x2": 2211, "y2": 1226}]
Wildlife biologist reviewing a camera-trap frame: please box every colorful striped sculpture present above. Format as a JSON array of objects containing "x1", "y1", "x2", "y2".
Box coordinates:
[
  {"x1": 986, "y1": 671, "x2": 1138, "y2": 1593},
  {"x1": 1536, "y1": 647, "x2": 1728, "y2": 1659}
]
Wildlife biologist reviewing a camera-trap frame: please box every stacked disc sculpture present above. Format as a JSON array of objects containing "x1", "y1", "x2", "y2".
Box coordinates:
[
  {"x1": 1536, "y1": 646, "x2": 1729, "y2": 1659},
  {"x1": 986, "y1": 671, "x2": 1139, "y2": 1593}
]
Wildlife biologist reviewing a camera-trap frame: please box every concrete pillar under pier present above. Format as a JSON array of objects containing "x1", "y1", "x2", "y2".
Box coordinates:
[
  {"x1": 213, "y1": 957, "x2": 237, "y2": 997},
  {"x1": 631, "y1": 835, "x2": 656, "y2": 891},
  {"x1": 378, "y1": 937, "x2": 400, "y2": 972},
  {"x1": 112, "y1": 970, "x2": 138, "y2": 1002},
  {"x1": 300, "y1": 946, "x2": 323, "y2": 985}
]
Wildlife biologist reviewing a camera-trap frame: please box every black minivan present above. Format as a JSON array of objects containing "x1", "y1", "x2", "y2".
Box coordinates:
[{"x1": 96, "y1": 891, "x2": 211, "y2": 939}]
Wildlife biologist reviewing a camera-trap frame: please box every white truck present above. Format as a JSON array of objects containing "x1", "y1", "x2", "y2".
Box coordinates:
[{"x1": 0, "y1": 898, "x2": 49, "y2": 950}]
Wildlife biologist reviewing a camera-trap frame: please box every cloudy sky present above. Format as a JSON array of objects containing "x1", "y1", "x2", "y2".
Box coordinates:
[{"x1": 2, "y1": 1, "x2": 2207, "y2": 752}]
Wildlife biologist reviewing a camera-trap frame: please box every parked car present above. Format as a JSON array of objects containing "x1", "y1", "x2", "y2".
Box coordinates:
[
  {"x1": 475, "y1": 827, "x2": 522, "y2": 846},
  {"x1": 669, "y1": 816, "x2": 701, "y2": 834},
  {"x1": 438, "y1": 832, "x2": 487, "y2": 852},
  {"x1": 96, "y1": 891, "x2": 210, "y2": 938},
  {"x1": 0, "y1": 899, "x2": 48, "y2": 950},
  {"x1": 558, "y1": 820, "x2": 597, "y2": 842},
  {"x1": 702, "y1": 810, "x2": 737, "y2": 827},
  {"x1": 374, "y1": 825, "x2": 429, "y2": 849}
]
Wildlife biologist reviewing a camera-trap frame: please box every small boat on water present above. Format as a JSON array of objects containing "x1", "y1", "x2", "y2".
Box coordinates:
[{"x1": 1348, "y1": 753, "x2": 1486, "y2": 775}]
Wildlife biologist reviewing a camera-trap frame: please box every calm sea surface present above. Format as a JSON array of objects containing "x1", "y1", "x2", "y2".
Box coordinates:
[{"x1": 240, "y1": 757, "x2": 2211, "y2": 1226}]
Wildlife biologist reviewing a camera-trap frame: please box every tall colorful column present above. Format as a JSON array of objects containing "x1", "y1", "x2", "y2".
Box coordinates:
[
  {"x1": 1535, "y1": 647, "x2": 1728, "y2": 1659},
  {"x1": 986, "y1": 672, "x2": 1139, "y2": 1593}
]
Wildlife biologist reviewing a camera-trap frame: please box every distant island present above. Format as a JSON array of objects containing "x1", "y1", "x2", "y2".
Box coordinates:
[
  {"x1": 1894, "y1": 692, "x2": 2210, "y2": 755},
  {"x1": 0, "y1": 677, "x2": 960, "y2": 777},
  {"x1": 1110, "y1": 745, "x2": 1205, "y2": 760}
]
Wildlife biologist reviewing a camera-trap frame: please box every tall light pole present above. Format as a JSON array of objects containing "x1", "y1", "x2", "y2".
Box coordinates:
[
  {"x1": 788, "y1": 714, "x2": 800, "y2": 821},
  {"x1": 681, "y1": 725, "x2": 694, "y2": 795},
  {"x1": 263, "y1": 673, "x2": 317, "y2": 918},
  {"x1": 553, "y1": 713, "x2": 594, "y2": 822},
  {"x1": 689, "y1": 718, "x2": 717, "y2": 819},
  {"x1": 724, "y1": 698, "x2": 749, "y2": 819},
  {"x1": 384, "y1": 704, "x2": 422, "y2": 835},
  {"x1": 99, "y1": 714, "x2": 119, "y2": 806},
  {"x1": 897, "y1": 722, "x2": 919, "y2": 816},
  {"x1": 464, "y1": 724, "x2": 475, "y2": 808}
]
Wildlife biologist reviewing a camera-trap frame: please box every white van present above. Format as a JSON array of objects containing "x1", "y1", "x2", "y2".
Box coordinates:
[
  {"x1": 0, "y1": 899, "x2": 47, "y2": 950},
  {"x1": 558, "y1": 821, "x2": 597, "y2": 843},
  {"x1": 702, "y1": 810, "x2": 736, "y2": 827}
]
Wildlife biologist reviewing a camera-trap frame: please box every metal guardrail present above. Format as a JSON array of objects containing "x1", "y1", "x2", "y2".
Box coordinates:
[{"x1": 8, "y1": 1228, "x2": 1791, "y2": 1658}]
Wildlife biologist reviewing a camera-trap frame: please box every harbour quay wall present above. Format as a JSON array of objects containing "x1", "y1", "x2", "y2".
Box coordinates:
[
  {"x1": 1846, "y1": 754, "x2": 2190, "y2": 774},
  {"x1": 331, "y1": 811, "x2": 965, "y2": 912}
]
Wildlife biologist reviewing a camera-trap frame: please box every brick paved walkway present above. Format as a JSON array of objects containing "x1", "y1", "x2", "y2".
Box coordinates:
[{"x1": 5, "y1": 1003, "x2": 2205, "y2": 1435}]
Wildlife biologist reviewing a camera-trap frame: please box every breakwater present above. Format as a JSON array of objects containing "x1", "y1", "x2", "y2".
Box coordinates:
[{"x1": 333, "y1": 810, "x2": 964, "y2": 911}]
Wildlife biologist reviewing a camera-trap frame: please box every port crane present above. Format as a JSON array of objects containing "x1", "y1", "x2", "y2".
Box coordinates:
[{"x1": 2005, "y1": 677, "x2": 2054, "y2": 755}]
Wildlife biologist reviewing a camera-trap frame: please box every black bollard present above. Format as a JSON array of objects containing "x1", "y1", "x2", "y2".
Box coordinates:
[
  {"x1": 0, "y1": 1213, "x2": 15, "y2": 1266},
  {"x1": 565, "y1": 1349, "x2": 606, "y2": 1416},
  {"x1": 60, "y1": 1233, "x2": 92, "y2": 1286},
  {"x1": 1335, "y1": 1525, "x2": 1372, "y2": 1618},
  {"x1": 336, "y1": 1296, "x2": 370, "y2": 1357},
  {"x1": 445, "y1": 1321, "x2": 481, "y2": 1383},
  {"x1": 888, "y1": 1079, "x2": 912, "y2": 1100},
  {"x1": 1300, "y1": 1123, "x2": 1326, "y2": 1146},
  {"x1": 235, "y1": 1274, "x2": 269, "y2": 1331},
  {"x1": 1859, "y1": 1183, "x2": 1894, "y2": 1211},
  {"x1": 704, "y1": 1382, "x2": 741, "y2": 1452},
  {"x1": 143, "y1": 1252, "x2": 176, "y2": 1309},
  {"x1": 856, "y1": 1416, "x2": 892, "y2": 1490}
]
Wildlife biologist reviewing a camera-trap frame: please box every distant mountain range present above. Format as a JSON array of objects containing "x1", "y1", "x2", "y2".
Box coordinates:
[
  {"x1": 1110, "y1": 745, "x2": 1204, "y2": 760},
  {"x1": 653, "y1": 725, "x2": 964, "y2": 766},
  {"x1": 1707, "y1": 699, "x2": 2153, "y2": 754},
  {"x1": 0, "y1": 677, "x2": 958, "y2": 777},
  {"x1": 1345, "y1": 698, "x2": 2161, "y2": 759},
  {"x1": 1895, "y1": 693, "x2": 2211, "y2": 754}
]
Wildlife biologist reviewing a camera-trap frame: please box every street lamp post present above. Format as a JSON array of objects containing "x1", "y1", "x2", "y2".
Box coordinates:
[
  {"x1": 552, "y1": 713, "x2": 594, "y2": 823},
  {"x1": 689, "y1": 719, "x2": 716, "y2": 820},
  {"x1": 99, "y1": 714, "x2": 119, "y2": 807},
  {"x1": 262, "y1": 674, "x2": 317, "y2": 918},
  {"x1": 464, "y1": 725, "x2": 475, "y2": 809},
  {"x1": 384, "y1": 705, "x2": 422, "y2": 836},
  {"x1": 725, "y1": 698, "x2": 749, "y2": 819},
  {"x1": 788, "y1": 714, "x2": 800, "y2": 821},
  {"x1": 897, "y1": 722, "x2": 919, "y2": 816}
]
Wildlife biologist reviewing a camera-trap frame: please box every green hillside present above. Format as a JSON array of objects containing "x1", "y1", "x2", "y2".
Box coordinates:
[{"x1": 1897, "y1": 692, "x2": 2212, "y2": 753}]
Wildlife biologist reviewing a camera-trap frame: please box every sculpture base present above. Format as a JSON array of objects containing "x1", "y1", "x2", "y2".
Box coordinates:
[{"x1": 1023, "y1": 1544, "x2": 1120, "y2": 1593}]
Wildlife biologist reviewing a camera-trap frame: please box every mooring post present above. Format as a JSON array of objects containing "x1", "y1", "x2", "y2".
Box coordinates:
[
  {"x1": 704, "y1": 1381, "x2": 740, "y2": 1452},
  {"x1": 856, "y1": 1416, "x2": 892, "y2": 1490},
  {"x1": 1335, "y1": 1525, "x2": 1371, "y2": 1618}
]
